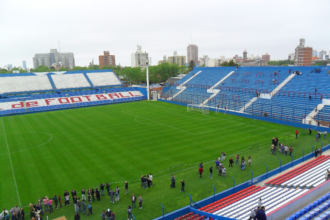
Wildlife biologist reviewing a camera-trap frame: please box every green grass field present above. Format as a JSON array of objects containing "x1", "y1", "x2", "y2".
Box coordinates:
[{"x1": 0, "y1": 101, "x2": 326, "y2": 220}]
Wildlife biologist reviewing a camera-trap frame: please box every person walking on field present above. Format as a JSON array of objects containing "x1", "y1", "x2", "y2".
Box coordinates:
[
  {"x1": 149, "y1": 173, "x2": 153, "y2": 187},
  {"x1": 125, "y1": 181, "x2": 129, "y2": 194},
  {"x1": 309, "y1": 127, "x2": 312, "y2": 135},
  {"x1": 100, "y1": 210, "x2": 106, "y2": 220},
  {"x1": 138, "y1": 195, "x2": 143, "y2": 209},
  {"x1": 235, "y1": 155, "x2": 239, "y2": 165},
  {"x1": 180, "y1": 180, "x2": 185, "y2": 192},
  {"x1": 171, "y1": 174, "x2": 176, "y2": 188},
  {"x1": 324, "y1": 131, "x2": 328, "y2": 139},
  {"x1": 284, "y1": 145, "x2": 289, "y2": 156},
  {"x1": 215, "y1": 159, "x2": 220, "y2": 170},
  {"x1": 199, "y1": 166, "x2": 203, "y2": 178},
  {"x1": 229, "y1": 157, "x2": 234, "y2": 167},
  {"x1": 248, "y1": 156, "x2": 252, "y2": 166},
  {"x1": 109, "y1": 190, "x2": 115, "y2": 203},
  {"x1": 296, "y1": 130, "x2": 299, "y2": 138},
  {"x1": 209, "y1": 166, "x2": 213, "y2": 179},
  {"x1": 87, "y1": 203, "x2": 93, "y2": 216},
  {"x1": 127, "y1": 206, "x2": 132, "y2": 220},
  {"x1": 289, "y1": 146, "x2": 293, "y2": 156},
  {"x1": 131, "y1": 194, "x2": 136, "y2": 208}
]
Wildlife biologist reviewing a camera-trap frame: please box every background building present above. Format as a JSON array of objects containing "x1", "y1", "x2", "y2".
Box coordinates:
[
  {"x1": 33, "y1": 49, "x2": 75, "y2": 69},
  {"x1": 318, "y1": 50, "x2": 327, "y2": 60},
  {"x1": 187, "y1": 44, "x2": 198, "y2": 64},
  {"x1": 294, "y1": 38, "x2": 312, "y2": 66},
  {"x1": 288, "y1": 53, "x2": 295, "y2": 61},
  {"x1": 243, "y1": 50, "x2": 247, "y2": 60},
  {"x1": 22, "y1": 61, "x2": 27, "y2": 70},
  {"x1": 261, "y1": 53, "x2": 270, "y2": 61},
  {"x1": 7, "y1": 64, "x2": 13, "y2": 70},
  {"x1": 131, "y1": 45, "x2": 149, "y2": 69},
  {"x1": 167, "y1": 51, "x2": 186, "y2": 66},
  {"x1": 99, "y1": 51, "x2": 116, "y2": 69}
]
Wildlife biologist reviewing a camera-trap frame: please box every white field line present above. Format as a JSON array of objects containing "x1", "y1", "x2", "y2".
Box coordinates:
[{"x1": 2, "y1": 118, "x2": 21, "y2": 206}]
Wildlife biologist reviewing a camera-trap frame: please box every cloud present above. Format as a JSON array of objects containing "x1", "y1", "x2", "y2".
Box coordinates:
[{"x1": 0, "y1": 0, "x2": 329, "y2": 68}]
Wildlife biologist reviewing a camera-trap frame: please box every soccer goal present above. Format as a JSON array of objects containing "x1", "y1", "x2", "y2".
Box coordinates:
[{"x1": 187, "y1": 104, "x2": 209, "y2": 115}]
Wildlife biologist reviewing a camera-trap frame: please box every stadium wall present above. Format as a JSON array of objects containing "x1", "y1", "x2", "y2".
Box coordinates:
[
  {"x1": 153, "y1": 141, "x2": 330, "y2": 220},
  {"x1": 158, "y1": 99, "x2": 330, "y2": 132}
]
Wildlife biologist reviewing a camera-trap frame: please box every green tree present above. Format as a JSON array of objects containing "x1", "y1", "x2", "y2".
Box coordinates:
[
  {"x1": 0, "y1": 68, "x2": 10, "y2": 74},
  {"x1": 87, "y1": 65, "x2": 100, "y2": 70},
  {"x1": 188, "y1": 60, "x2": 195, "y2": 71},
  {"x1": 59, "y1": 67, "x2": 69, "y2": 71},
  {"x1": 72, "y1": 66, "x2": 88, "y2": 71},
  {"x1": 34, "y1": 65, "x2": 51, "y2": 72},
  {"x1": 221, "y1": 60, "x2": 239, "y2": 67}
]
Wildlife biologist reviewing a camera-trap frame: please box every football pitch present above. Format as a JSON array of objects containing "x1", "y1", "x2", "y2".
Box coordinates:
[{"x1": 0, "y1": 101, "x2": 324, "y2": 220}]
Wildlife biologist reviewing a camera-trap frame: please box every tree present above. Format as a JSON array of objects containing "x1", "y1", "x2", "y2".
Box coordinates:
[
  {"x1": 72, "y1": 66, "x2": 88, "y2": 71},
  {"x1": 188, "y1": 60, "x2": 195, "y2": 71},
  {"x1": 221, "y1": 60, "x2": 239, "y2": 67},
  {"x1": 87, "y1": 65, "x2": 100, "y2": 70},
  {"x1": 179, "y1": 65, "x2": 188, "y2": 74},
  {"x1": 34, "y1": 65, "x2": 51, "y2": 72},
  {"x1": 59, "y1": 67, "x2": 69, "y2": 71}
]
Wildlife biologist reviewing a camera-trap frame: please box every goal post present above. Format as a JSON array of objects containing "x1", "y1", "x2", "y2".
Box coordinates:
[{"x1": 187, "y1": 104, "x2": 209, "y2": 115}]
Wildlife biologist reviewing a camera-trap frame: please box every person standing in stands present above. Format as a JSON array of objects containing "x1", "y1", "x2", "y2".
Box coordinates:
[
  {"x1": 229, "y1": 157, "x2": 234, "y2": 167},
  {"x1": 295, "y1": 130, "x2": 299, "y2": 138},
  {"x1": 258, "y1": 198, "x2": 262, "y2": 208},
  {"x1": 209, "y1": 166, "x2": 213, "y2": 179},
  {"x1": 255, "y1": 206, "x2": 266, "y2": 220},
  {"x1": 180, "y1": 180, "x2": 185, "y2": 192}
]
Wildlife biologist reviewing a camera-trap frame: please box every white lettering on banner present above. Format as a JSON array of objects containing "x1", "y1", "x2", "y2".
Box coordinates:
[{"x1": 0, "y1": 92, "x2": 144, "y2": 111}]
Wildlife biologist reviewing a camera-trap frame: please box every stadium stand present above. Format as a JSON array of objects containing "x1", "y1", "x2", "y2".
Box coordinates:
[
  {"x1": 0, "y1": 70, "x2": 145, "y2": 115},
  {"x1": 161, "y1": 66, "x2": 330, "y2": 126},
  {"x1": 265, "y1": 155, "x2": 330, "y2": 188},
  {"x1": 174, "y1": 212, "x2": 206, "y2": 220},
  {"x1": 285, "y1": 192, "x2": 330, "y2": 220},
  {"x1": 0, "y1": 75, "x2": 53, "y2": 93},
  {"x1": 51, "y1": 73, "x2": 91, "y2": 89}
]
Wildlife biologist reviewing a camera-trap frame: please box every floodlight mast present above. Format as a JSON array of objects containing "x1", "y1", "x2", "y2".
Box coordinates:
[{"x1": 146, "y1": 59, "x2": 150, "y2": 100}]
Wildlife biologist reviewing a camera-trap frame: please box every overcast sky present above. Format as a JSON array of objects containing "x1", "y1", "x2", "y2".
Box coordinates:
[{"x1": 0, "y1": 0, "x2": 329, "y2": 68}]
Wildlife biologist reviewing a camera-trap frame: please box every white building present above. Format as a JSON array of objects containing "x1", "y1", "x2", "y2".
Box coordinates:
[
  {"x1": 288, "y1": 53, "x2": 295, "y2": 60},
  {"x1": 131, "y1": 45, "x2": 149, "y2": 69},
  {"x1": 319, "y1": 50, "x2": 327, "y2": 60}
]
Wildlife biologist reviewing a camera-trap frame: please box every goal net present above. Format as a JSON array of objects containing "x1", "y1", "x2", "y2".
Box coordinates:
[{"x1": 187, "y1": 104, "x2": 209, "y2": 115}]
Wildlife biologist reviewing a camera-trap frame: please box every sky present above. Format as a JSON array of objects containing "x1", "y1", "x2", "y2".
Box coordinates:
[{"x1": 0, "y1": 0, "x2": 329, "y2": 68}]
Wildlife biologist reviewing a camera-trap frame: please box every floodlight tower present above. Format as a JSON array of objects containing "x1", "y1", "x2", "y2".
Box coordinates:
[{"x1": 146, "y1": 57, "x2": 151, "y2": 101}]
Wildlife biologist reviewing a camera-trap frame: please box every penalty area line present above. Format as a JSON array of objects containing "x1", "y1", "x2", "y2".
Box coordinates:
[{"x1": 2, "y1": 119, "x2": 21, "y2": 206}]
